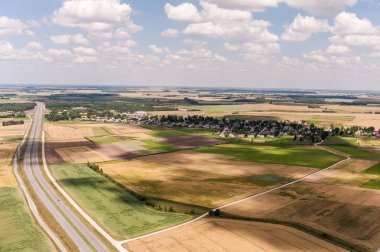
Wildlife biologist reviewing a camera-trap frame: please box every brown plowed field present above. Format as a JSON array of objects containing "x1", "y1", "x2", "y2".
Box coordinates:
[
  {"x1": 45, "y1": 140, "x2": 93, "y2": 149},
  {"x1": 45, "y1": 149, "x2": 65, "y2": 164},
  {"x1": 91, "y1": 144, "x2": 137, "y2": 159},
  {"x1": 55, "y1": 146, "x2": 112, "y2": 163},
  {"x1": 125, "y1": 218, "x2": 346, "y2": 252}
]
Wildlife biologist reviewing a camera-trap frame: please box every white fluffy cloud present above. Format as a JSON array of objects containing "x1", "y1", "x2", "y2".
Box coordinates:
[
  {"x1": 326, "y1": 45, "x2": 350, "y2": 54},
  {"x1": 204, "y1": 0, "x2": 278, "y2": 12},
  {"x1": 282, "y1": 0, "x2": 357, "y2": 16},
  {"x1": 333, "y1": 12, "x2": 378, "y2": 35},
  {"x1": 52, "y1": 0, "x2": 141, "y2": 39},
  {"x1": 329, "y1": 12, "x2": 380, "y2": 47},
  {"x1": 149, "y1": 44, "x2": 170, "y2": 54},
  {"x1": 161, "y1": 28, "x2": 180, "y2": 38},
  {"x1": 166, "y1": 1, "x2": 278, "y2": 42},
  {"x1": 303, "y1": 49, "x2": 360, "y2": 66},
  {"x1": 50, "y1": 33, "x2": 89, "y2": 45},
  {"x1": 73, "y1": 46, "x2": 97, "y2": 56},
  {"x1": 223, "y1": 42, "x2": 240, "y2": 51},
  {"x1": 165, "y1": 3, "x2": 201, "y2": 23},
  {"x1": 0, "y1": 41, "x2": 44, "y2": 61},
  {"x1": 26, "y1": 41, "x2": 42, "y2": 50},
  {"x1": 282, "y1": 15, "x2": 330, "y2": 42},
  {"x1": 0, "y1": 16, "x2": 30, "y2": 36}
]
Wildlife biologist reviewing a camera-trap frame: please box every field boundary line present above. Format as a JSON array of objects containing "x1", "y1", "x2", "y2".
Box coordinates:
[
  {"x1": 122, "y1": 140, "x2": 351, "y2": 245},
  {"x1": 41, "y1": 131, "x2": 128, "y2": 252},
  {"x1": 13, "y1": 114, "x2": 67, "y2": 252}
]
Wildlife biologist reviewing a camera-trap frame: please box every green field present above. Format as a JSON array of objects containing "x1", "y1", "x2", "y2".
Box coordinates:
[
  {"x1": 195, "y1": 143, "x2": 343, "y2": 169},
  {"x1": 50, "y1": 163, "x2": 191, "y2": 239},
  {"x1": 361, "y1": 179, "x2": 380, "y2": 190},
  {"x1": 363, "y1": 163, "x2": 380, "y2": 175},
  {"x1": 142, "y1": 140, "x2": 177, "y2": 152},
  {"x1": 323, "y1": 136, "x2": 380, "y2": 161},
  {"x1": 361, "y1": 163, "x2": 380, "y2": 190},
  {"x1": 0, "y1": 135, "x2": 23, "y2": 144},
  {"x1": 144, "y1": 125, "x2": 213, "y2": 138},
  {"x1": 87, "y1": 135, "x2": 130, "y2": 144},
  {"x1": 0, "y1": 187, "x2": 53, "y2": 251}
]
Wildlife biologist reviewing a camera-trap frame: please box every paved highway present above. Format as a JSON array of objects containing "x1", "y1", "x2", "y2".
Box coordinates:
[{"x1": 22, "y1": 102, "x2": 109, "y2": 252}]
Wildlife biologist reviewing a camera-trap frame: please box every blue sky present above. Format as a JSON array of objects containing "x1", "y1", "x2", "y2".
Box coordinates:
[{"x1": 0, "y1": 0, "x2": 380, "y2": 90}]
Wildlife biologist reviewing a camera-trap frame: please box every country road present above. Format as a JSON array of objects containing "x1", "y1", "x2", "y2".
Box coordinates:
[{"x1": 21, "y1": 102, "x2": 109, "y2": 252}]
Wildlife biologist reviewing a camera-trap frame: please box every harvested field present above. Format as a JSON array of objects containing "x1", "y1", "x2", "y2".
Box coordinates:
[
  {"x1": 125, "y1": 218, "x2": 345, "y2": 252},
  {"x1": 0, "y1": 143, "x2": 18, "y2": 187},
  {"x1": 55, "y1": 146, "x2": 112, "y2": 163},
  {"x1": 91, "y1": 143, "x2": 137, "y2": 159},
  {"x1": 224, "y1": 182, "x2": 380, "y2": 251},
  {"x1": 44, "y1": 123, "x2": 106, "y2": 141},
  {"x1": 305, "y1": 159, "x2": 377, "y2": 185},
  {"x1": 100, "y1": 151, "x2": 318, "y2": 207},
  {"x1": 159, "y1": 135, "x2": 224, "y2": 149},
  {"x1": 45, "y1": 140, "x2": 93, "y2": 149},
  {"x1": 0, "y1": 120, "x2": 29, "y2": 140}
]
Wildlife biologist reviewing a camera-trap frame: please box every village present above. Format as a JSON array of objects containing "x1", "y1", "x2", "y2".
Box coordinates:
[{"x1": 44, "y1": 107, "x2": 380, "y2": 143}]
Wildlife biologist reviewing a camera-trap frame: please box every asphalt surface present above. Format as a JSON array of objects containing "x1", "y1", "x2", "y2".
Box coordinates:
[{"x1": 22, "y1": 102, "x2": 109, "y2": 252}]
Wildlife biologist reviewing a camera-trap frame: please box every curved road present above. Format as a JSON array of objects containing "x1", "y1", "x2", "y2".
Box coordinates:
[{"x1": 22, "y1": 102, "x2": 109, "y2": 252}]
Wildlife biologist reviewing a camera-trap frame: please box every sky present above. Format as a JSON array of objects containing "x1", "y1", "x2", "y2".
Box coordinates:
[{"x1": 0, "y1": 0, "x2": 380, "y2": 90}]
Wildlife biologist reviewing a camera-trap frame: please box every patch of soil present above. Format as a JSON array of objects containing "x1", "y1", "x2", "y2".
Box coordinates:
[
  {"x1": 91, "y1": 144, "x2": 138, "y2": 159},
  {"x1": 46, "y1": 140, "x2": 93, "y2": 149},
  {"x1": 45, "y1": 149, "x2": 65, "y2": 164}
]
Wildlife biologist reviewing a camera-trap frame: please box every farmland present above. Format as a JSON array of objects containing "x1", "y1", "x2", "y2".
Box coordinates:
[
  {"x1": 5, "y1": 86, "x2": 380, "y2": 251},
  {"x1": 0, "y1": 116, "x2": 53, "y2": 251},
  {"x1": 100, "y1": 150, "x2": 324, "y2": 207},
  {"x1": 125, "y1": 218, "x2": 345, "y2": 252},
  {"x1": 195, "y1": 143, "x2": 343, "y2": 168},
  {"x1": 0, "y1": 188, "x2": 54, "y2": 251},
  {"x1": 50, "y1": 163, "x2": 192, "y2": 239},
  {"x1": 223, "y1": 181, "x2": 380, "y2": 251},
  {"x1": 220, "y1": 145, "x2": 380, "y2": 251},
  {"x1": 323, "y1": 136, "x2": 380, "y2": 161},
  {"x1": 151, "y1": 103, "x2": 380, "y2": 129}
]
